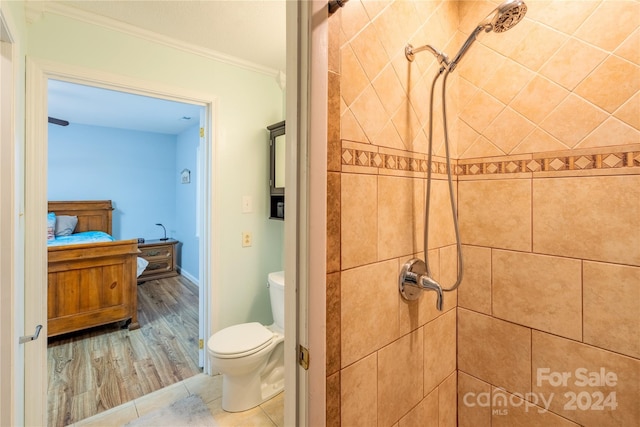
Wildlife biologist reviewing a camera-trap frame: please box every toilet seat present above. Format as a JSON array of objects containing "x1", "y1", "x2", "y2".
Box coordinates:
[{"x1": 209, "y1": 322, "x2": 274, "y2": 359}]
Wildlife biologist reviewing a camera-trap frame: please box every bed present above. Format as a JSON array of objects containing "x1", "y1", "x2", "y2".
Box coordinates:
[{"x1": 47, "y1": 200, "x2": 142, "y2": 337}]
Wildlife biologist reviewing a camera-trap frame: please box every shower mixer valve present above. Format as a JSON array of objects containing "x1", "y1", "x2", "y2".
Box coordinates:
[{"x1": 399, "y1": 258, "x2": 444, "y2": 311}]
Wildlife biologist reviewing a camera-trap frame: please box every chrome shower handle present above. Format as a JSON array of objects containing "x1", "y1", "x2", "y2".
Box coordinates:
[{"x1": 399, "y1": 258, "x2": 444, "y2": 311}]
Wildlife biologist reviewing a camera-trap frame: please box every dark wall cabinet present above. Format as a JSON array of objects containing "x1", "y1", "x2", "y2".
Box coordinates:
[{"x1": 268, "y1": 120, "x2": 285, "y2": 220}]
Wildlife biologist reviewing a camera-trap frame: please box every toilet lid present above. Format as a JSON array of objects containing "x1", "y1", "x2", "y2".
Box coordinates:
[{"x1": 209, "y1": 322, "x2": 274, "y2": 357}]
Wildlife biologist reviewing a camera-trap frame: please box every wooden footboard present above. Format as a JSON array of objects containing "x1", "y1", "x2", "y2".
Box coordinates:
[
  {"x1": 47, "y1": 200, "x2": 142, "y2": 337},
  {"x1": 47, "y1": 239, "x2": 140, "y2": 337}
]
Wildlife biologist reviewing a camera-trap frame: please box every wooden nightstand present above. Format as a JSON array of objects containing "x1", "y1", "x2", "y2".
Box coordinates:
[{"x1": 137, "y1": 239, "x2": 178, "y2": 282}]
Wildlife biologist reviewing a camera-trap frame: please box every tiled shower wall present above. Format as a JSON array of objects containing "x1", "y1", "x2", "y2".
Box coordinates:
[
  {"x1": 455, "y1": 1, "x2": 639, "y2": 426},
  {"x1": 326, "y1": 1, "x2": 639, "y2": 426},
  {"x1": 327, "y1": 1, "x2": 463, "y2": 426}
]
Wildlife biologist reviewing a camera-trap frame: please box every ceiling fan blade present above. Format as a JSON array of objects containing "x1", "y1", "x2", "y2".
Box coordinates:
[{"x1": 48, "y1": 117, "x2": 69, "y2": 126}]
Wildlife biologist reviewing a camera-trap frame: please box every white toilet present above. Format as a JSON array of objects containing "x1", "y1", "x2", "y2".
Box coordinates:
[{"x1": 207, "y1": 271, "x2": 285, "y2": 412}]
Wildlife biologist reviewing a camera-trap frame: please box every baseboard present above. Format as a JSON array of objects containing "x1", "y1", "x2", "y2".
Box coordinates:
[{"x1": 177, "y1": 267, "x2": 199, "y2": 286}]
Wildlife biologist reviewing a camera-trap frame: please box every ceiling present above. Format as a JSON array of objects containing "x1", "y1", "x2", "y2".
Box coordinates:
[{"x1": 43, "y1": 0, "x2": 286, "y2": 135}]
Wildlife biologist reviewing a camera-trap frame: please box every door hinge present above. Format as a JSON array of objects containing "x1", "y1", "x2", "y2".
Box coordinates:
[
  {"x1": 199, "y1": 339, "x2": 204, "y2": 350},
  {"x1": 200, "y1": 127, "x2": 204, "y2": 137},
  {"x1": 298, "y1": 344, "x2": 309, "y2": 370}
]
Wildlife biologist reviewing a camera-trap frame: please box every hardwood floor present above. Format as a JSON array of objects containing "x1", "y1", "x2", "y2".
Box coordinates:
[{"x1": 47, "y1": 275, "x2": 201, "y2": 427}]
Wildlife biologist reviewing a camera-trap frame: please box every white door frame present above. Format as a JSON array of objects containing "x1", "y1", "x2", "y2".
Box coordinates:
[
  {"x1": 286, "y1": 1, "x2": 327, "y2": 425},
  {"x1": 23, "y1": 57, "x2": 217, "y2": 426},
  {"x1": 0, "y1": 8, "x2": 18, "y2": 427}
]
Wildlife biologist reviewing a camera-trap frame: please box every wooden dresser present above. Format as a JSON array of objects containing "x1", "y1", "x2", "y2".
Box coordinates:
[{"x1": 137, "y1": 239, "x2": 179, "y2": 282}]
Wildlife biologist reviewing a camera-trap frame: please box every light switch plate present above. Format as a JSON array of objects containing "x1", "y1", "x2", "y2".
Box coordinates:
[{"x1": 242, "y1": 196, "x2": 252, "y2": 213}]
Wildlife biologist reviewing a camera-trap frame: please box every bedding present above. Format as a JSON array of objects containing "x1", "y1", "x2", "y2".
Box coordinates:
[
  {"x1": 47, "y1": 230, "x2": 149, "y2": 278},
  {"x1": 47, "y1": 230, "x2": 115, "y2": 246}
]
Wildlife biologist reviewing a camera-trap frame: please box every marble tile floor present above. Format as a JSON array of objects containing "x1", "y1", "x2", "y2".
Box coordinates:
[{"x1": 70, "y1": 373, "x2": 284, "y2": 427}]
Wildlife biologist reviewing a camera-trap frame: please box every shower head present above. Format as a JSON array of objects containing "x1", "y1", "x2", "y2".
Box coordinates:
[
  {"x1": 482, "y1": 0, "x2": 528, "y2": 33},
  {"x1": 448, "y1": 0, "x2": 527, "y2": 70}
]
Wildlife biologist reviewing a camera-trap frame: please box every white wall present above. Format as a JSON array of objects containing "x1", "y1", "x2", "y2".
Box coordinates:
[{"x1": 27, "y1": 11, "x2": 284, "y2": 328}]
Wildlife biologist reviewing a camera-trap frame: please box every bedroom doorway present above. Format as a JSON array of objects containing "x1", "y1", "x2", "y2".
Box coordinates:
[
  {"x1": 24, "y1": 59, "x2": 217, "y2": 426},
  {"x1": 45, "y1": 79, "x2": 207, "y2": 425}
]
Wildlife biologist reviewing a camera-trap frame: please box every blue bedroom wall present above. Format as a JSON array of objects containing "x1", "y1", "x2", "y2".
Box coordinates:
[
  {"x1": 48, "y1": 122, "x2": 179, "y2": 242},
  {"x1": 175, "y1": 124, "x2": 200, "y2": 283}
]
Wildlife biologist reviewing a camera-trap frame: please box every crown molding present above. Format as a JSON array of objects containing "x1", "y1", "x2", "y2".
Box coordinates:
[{"x1": 25, "y1": 1, "x2": 280, "y2": 78}]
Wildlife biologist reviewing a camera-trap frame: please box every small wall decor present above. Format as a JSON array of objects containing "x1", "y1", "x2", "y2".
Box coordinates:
[{"x1": 181, "y1": 168, "x2": 191, "y2": 184}]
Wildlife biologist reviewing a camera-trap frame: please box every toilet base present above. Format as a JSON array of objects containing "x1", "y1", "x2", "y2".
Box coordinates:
[{"x1": 221, "y1": 368, "x2": 284, "y2": 413}]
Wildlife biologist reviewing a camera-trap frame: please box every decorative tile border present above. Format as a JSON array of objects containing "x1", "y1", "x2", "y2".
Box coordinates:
[
  {"x1": 459, "y1": 150, "x2": 639, "y2": 176},
  {"x1": 341, "y1": 141, "x2": 640, "y2": 177},
  {"x1": 341, "y1": 147, "x2": 450, "y2": 174}
]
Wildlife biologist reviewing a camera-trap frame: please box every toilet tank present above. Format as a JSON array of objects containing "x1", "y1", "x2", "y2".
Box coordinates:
[{"x1": 268, "y1": 271, "x2": 285, "y2": 331}]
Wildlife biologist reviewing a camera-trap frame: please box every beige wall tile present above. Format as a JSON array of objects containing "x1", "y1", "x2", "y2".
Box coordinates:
[
  {"x1": 329, "y1": 73, "x2": 342, "y2": 173},
  {"x1": 459, "y1": 179, "x2": 531, "y2": 251},
  {"x1": 577, "y1": 117, "x2": 640, "y2": 149},
  {"x1": 458, "y1": 309, "x2": 531, "y2": 394},
  {"x1": 539, "y1": 94, "x2": 609, "y2": 148},
  {"x1": 615, "y1": 27, "x2": 640, "y2": 65},
  {"x1": 540, "y1": 37, "x2": 608, "y2": 91},
  {"x1": 398, "y1": 388, "x2": 438, "y2": 427},
  {"x1": 378, "y1": 329, "x2": 424, "y2": 426},
  {"x1": 490, "y1": 387, "x2": 580, "y2": 427},
  {"x1": 327, "y1": 272, "x2": 341, "y2": 375},
  {"x1": 509, "y1": 21, "x2": 568, "y2": 72},
  {"x1": 372, "y1": 64, "x2": 406, "y2": 118},
  {"x1": 351, "y1": 84, "x2": 389, "y2": 142},
  {"x1": 341, "y1": 260, "x2": 399, "y2": 367},
  {"x1": 341, "y1": 173, "x2": 377, "y2": 269},
  {"x1": 328, "y1": 8, "x2": 341, "y2": 74},
  {"x1": 482, "y1": 58, "x2": 535, "y2": 105},
  {"x1": 438, "y1": 372, "x2": 457, "y2": 427},
  {"x1": 459, "y1": 136, "x2": 504, "y2": 159},
  {"x1": 458, "y1": 372, "x2": 491, "y2": 427},
  {"x1": 576, "y1": 55, "x2": 640, "y2": 114},
  {"x1": 341, "y1": 353, "x2": 377, "y2": 427},
  {"x1": 378, "y1": 176, "x2": 417, "y2": 260},
  {"x1": 341, "y1": 44, "x2": 369, "y2": 107},
  {"x1": 327, "y1": 372, "x2": 340, "y2": 427},
  {"x1": 532, "y1": 331, "x2": 640, "y2": 427},
  {"x1": 458, "y1": 245, "x2": 491, "y2": 314},
  {"x1": 351, "y1": 23, "x2": 390, "y2": 82},
  {"x1": 327, "y1": 172, "x2": 341, "y2": 273},
  {"x1": 614, "y1": 92, "x2": 640, "y2": 130},
  {"x1": 340, "y1": 0, "x2": 370, "y2": 43},
  {"x1": 492, "y1": 250, "x2": 582, "y2": 340},
  {"x1": 371, "y1": 0, "x2": 421, "y2": 59},
  {"x1": 510, "y1": 75, "x2": 569, "y2": 124},
  {"x1": 534, "y1": 0, "x2": 599, "y2": 35},
  {"x1": 423, "y1": 308, "x2": 456, "y2": 395},
  {"x1": 513, "y1": 128, "x2": 570, "y2": 155},
  {"x1": 574, "y1": 0, "x2": 640, "y2": 52},
  {"x1": 583, "y1": 261, "x2": 640, "y2": 359},
  {"x1": 533, "y1": 175, "x2": 640, "y2": 266},
  {"x1": 341, "y1": 108, "x2": 369, "y2": 143},
  {"x1": 459, "y1": 90, "x2": 505, "y2": 135},
  {"x1": 426, "y1": 179, "x2": 457, "y2": 250},
  {"x1": 457, "y1": 42, "x2": 506, "y2": 89},
  {"x1": 483, "y1": 107, "x2": 536, "y2": 154}
]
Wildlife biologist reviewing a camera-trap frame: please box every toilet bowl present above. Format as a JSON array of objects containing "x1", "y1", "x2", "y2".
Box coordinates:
[{"x1": 207, "y1": 271, "x2": 285, "y2": 412}]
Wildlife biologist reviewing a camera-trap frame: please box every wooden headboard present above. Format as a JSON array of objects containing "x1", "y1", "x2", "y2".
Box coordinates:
[{"x1": 48, "y1": 200, "x2": 113, "y2": 235}]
